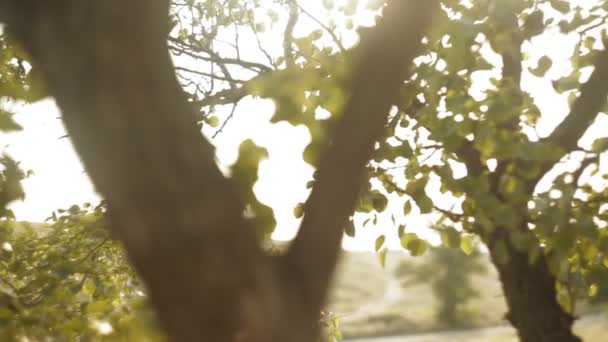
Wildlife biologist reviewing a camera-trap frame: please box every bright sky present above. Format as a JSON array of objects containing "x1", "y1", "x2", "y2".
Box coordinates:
[{"x1": 1, "y1": 1, "x2": 606, "y2": 251}]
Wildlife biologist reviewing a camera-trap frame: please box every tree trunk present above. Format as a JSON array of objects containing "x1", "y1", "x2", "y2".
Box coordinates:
[
  {"x1": 0, "y1": 1, "x2": 438, "y2": 340},
  {"x1": 3, "y1": 2, "x2": 283, "y2": 340},
  {"x1": 488, "y1": 229, "x2": 581, "y2": 342}
]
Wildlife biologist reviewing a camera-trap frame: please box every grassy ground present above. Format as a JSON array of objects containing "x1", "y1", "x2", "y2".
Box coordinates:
[
  {"x1": 328, "y1": 250, "x2": 608, "y2": 340},
  {"x1": 346, "y1": 314, "x2": 607, "y2": 342}
]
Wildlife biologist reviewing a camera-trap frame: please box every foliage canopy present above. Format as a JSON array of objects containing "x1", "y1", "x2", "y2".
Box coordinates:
[{"x1": 0, "y1": 0, "x2": 607, "y2": 341}]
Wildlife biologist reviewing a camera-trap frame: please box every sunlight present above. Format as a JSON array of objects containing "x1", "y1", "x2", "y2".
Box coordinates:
[
  {"x1": 3, "y1": 2, "x2": 608, "y2": 341},
  {"x1": 2, "y1": 0, "x2": 607, "y2": 252}
]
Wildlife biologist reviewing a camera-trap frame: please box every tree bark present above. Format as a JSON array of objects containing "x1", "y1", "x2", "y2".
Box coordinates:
[{"x1": 488, "y1": 229, "x2": 581, "y2": 342}]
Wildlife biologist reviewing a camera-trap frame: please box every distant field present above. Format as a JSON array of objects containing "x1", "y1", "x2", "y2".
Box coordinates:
[
  {"x1": 329, "y1": 250, "x2": 608, "y2": 340},
  {"x1": 346, "y1": 314, "x2": 607, "y2": 342}
]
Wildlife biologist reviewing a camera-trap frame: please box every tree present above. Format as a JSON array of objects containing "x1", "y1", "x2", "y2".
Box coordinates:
[
  {"x1": 395, "y1": 243, "x2": 487, "y2": 327},
  {"x1": 160, "y1": 1, "x2": 608, "y2": 339},
  {"x1": 169, "y1": 0, "x2": 608, "y2": 340},
  {"x1": 0, "y1": 0, "x2": 607, "y2": 341},
  {"x1": 0, "y1": 0, "x2": 437, "y2": 341},
  {"x1": 376, "y1": 2, "x2": 608, "y2": 340},
  {"x1": 0, "y1": 205, "x2": 163, "y2": 340},
  {"x1": 175, "y1": 1, "x2": 607, "y2": 340}
]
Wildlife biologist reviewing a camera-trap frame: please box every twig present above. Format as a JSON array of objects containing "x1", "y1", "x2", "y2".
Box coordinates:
[
  {"x1": 212, "y1": 102, "x2": 238, "y2": 138},
  {"x1": 288, "y1": 0, "x2": 347, "y2": 54}
]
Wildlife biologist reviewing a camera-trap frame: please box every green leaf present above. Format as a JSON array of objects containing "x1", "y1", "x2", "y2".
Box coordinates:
[
  {"x1": 179, "y1": 28, "x2": 188, "y2": 39},
  {"x1": 397, "y1": 224, "x2": 405, "y2": 237},
  {"x1": 403, "y1": 201, "x2": 412, "y2": 215},
  {"x1": 529, "y1": 56, "x2": 552, "y2": 77},
  {"x1": 83, "y1": 278, "x2": 96, "y2": 296},
  {"x1": 440, "y1": 227, "x2": 460, "y2": 248},
  {"x1": 400, "y1": 232, "x2": 416, "y2": 246},
  {"x1": 523, "y1": 10, "x2": 544, "y2": 39},
  {"x1": 407, "y1": 238, "x2": 427, "y2": 257},
  {"x1": 406, "y1": 176, "x2": 433, "y2": 213},
  {"x1": 378, "y1": 248, "x2": 388, "y2": 268},
  {"x1": 344, "y1": 220, "x2": 356, "y2": 237},
  {"x1": 207, "y1": 116, "x2": 219, "y2": 127},
  {"x1": 417, "y1": 196, "x2": 434, "y2": 214},
  {"x1": 401, "y1": 233, "x2": 427, "y2": 256},
  {"x1": 592, "y1": 137, "x2": 608, "y2": 152},
  {"x1": 86, "y1": 300, "x2": 112, "y2": 314},
  {"x1": 500, "y1": 175, "x2": 524, "y2": 196},
  {"x1": 550, "y1": 0, "x2": 570, "y2": 14},
  {"x1": 306, "y1": 180, "x2": 315, "y2": 189},
  {"x1": 460, "y1": 235, "x2": 474, "y2": 255},
  {"x1": 603, "y1": 256, "x2": 608, "y2": 268},
  {"x1": 0, "y1": 109, "x2": 22, "y2": 132},
  {"x1": 370, "y1": 191, "x2": 388, "y2": 212},
  {"x1": 375, "y1": 235, "x2": 386, "y2": 252},
  {"x1": 293, "y1": 202, "x2": 305, "y2": 218},
  {"x1": 552, "y1": 74, "x2": 580, "y2": 93}
]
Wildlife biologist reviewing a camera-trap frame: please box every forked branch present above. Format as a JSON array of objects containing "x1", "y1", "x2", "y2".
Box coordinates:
[{"x1": 287, "y1": 0, "x2": 439, "y2": 316}]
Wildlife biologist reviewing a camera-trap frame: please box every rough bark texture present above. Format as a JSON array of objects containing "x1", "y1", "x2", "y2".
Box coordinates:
[
  {"x1": 0, "y1": 0, "x2": 437, "y2": 340},
  {"x1": 488, "y1": 228, "x2": 581, "y2": 342}
]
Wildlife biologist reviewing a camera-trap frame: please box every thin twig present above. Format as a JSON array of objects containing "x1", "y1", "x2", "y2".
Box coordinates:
[
  {"x1": 288, "y1": 0, "x2": 347, "y2": 54},
  {"x1": 212, "y1": 102, "x2": 239, "y2": 138}
]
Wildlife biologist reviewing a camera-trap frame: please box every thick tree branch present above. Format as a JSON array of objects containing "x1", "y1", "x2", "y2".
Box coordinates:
[
  {"x1": 0, "y1": 1, "x2": 18, "y2": 23},
  {"x1": 491, "y1": 7, "x2": 524, "y2": 184},
  {"x1": 532, "y1": 47, "x2": 608, "y2": 186},
  {"x1": 543, "y1": 48, "x2": 608, "y2": 155},
  {"x1": 286, "y1": 0, "x2": 438, "y2": 316},
  {"x1": 456, "y1": 140, "x2": 485, "y2": 177},
  {"x1": 2, "y1": 1, "x2": 281, "y2": 341}
]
